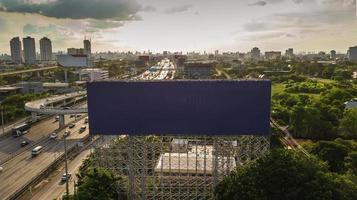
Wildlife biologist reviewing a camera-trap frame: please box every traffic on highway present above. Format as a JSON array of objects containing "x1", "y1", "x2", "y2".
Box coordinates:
[{"x1": 0, "y1": 59, "x2": 176, "y2": 200}]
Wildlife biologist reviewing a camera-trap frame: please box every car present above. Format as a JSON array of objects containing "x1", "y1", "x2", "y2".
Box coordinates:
[
  {"x1": 79, "y1": 125, "x2": 86, "y2": 133},
  {"x1": 61, "y1": 173, "x2": 72, "y2": 182},
  {"x1": 84, "y1": 117, "x2": 88, "y2": 124},
  {"x1": 55, "y1": 116, "x2": 60, "y2": 121},
  {"x1": 31, "y1": 146, "x2": 43, "y2": 156},
  {"x1": 49, "y1": 132, "x2": 58, "y2": 139},
  {"x1": 20, "y1": 141, "x2": 29, "y2": 147},
  {"x1": 68, "y1": 123, "x2": 75, "y2": 129},
  {"x1": 76, "y1": 114, "x2": 81, "y2": 118},
  {"x1": 0, "y1": 166, "x2": 3, "y2": 173},
  {"x1": 64, "y1": 130, "x2": 71, "y2": 137},
  {"x1": 69, "y1": 114, "x2": 75, "y2": 118}
]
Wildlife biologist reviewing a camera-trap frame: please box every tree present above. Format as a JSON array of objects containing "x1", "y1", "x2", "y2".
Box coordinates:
[
  {"x1": 77, "y1": 167, "x2": 126, "y2": 200},
  {"x1": 339, "y1": 109, "x2": 357, "y2": 139},
  {"x1": 214, "y1": 149, "x2": 357, "y2": 200},
  {"x1": 310, "y1": 141, "x2": 349, "y2": 173}
]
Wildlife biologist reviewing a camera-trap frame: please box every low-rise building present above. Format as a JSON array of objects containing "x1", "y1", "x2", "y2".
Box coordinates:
[
  {"x1": 184, "y1": 61, "x2": 214, "y2": 79},
  {"x1": 79, "y1": 68, "x2": 109, "y2": 82},
  {"x1": 265, "y1": 51, "x2": 282, "y2": 60}
]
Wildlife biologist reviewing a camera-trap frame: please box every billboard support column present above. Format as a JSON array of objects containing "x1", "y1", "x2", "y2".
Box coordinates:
[
  {"x1": 59, "y1": 114, "x2": 65, "y2": 128},
  {"x1": 31, "y1": 112, "x2": 37, "y2": 123},
  {"x1": 64, "y1": 69, "x2": 68, "y2": 83}
]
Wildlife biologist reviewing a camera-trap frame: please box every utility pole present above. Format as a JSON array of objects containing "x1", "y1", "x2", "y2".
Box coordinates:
[
  {"x1": 64, "y1": 135, "x2": 69, "y2": 198},
  {"x1": 1, "y1": 103, "x2": 4, "y2": 134}
]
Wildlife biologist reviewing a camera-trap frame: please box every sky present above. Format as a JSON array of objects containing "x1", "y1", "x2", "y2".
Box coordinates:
[{"x1": 0, "y1": 0, "x2": 356, "y2": 53}]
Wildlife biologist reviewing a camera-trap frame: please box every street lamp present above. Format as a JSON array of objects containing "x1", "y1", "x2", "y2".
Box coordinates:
[
  {"x1": 0, "y1": 101, "x2": 4, "y2": 134},
  {"x1": 64, "y1": 134, "x2": 69, "y2": 199}
]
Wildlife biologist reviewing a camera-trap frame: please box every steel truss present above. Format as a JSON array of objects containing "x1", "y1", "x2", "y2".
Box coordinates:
[{"x1": 91, "y1": 135, "x2": 270, "y2": 200}]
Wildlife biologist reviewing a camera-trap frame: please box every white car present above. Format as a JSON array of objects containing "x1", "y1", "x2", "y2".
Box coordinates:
[
  {"x1": 64, "y1": 130, "x2": 71, "y2": 137},
  {"x1": 49, "y1": 132, "x2": 58, "y2": 139},
  {"x1": 0, "y1": 166, "x2": 3, "y2": 173}
]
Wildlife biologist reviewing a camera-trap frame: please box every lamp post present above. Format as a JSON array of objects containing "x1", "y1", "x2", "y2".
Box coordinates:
[
  {"x1": 0, "y1": 102, "x2": 4, "y2": 134},
  {"x1": 64, "y1": 135, "x2": 69, "y2": 198}
]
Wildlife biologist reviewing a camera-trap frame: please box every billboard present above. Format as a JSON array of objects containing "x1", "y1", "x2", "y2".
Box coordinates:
[
  {"x1": 87, "y1": 80, "x2": 271, "y2": 135},
  {"x1": 57, "y1": 55, "x2": 88, "y2": 67}
]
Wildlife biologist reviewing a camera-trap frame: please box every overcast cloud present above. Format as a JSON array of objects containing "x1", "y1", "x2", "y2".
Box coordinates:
[{"x1": 0, "y1": 0, "x2": 356, "y2": 53}]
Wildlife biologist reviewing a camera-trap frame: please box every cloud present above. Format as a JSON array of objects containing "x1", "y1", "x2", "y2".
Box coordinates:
[
  {"x1": 142, "y1": 5, "x2": 156, "y2": 12},
  {"x1": 249, "y1": 0, "x2": 304, "y2": 6},
  {"x1": 23, "y1": 23, "x2": 57, "y2": 34},
  {"x1": 164, "y1": 4, "x2": 192, "y2": 14},
  {"x1": 249, "y1": 1, "x2": 267, "y2": 6},
  {"x1": 0, "y1": 0, "x2": 141, "y2": 20},
  {"x1": 243, "y1": 21, "x2": 267, "y2": 31}
]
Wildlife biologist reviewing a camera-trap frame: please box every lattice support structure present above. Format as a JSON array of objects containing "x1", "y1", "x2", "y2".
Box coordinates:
[{"x1": 91, "y1": 135, "x2": 270, "y2": 200}]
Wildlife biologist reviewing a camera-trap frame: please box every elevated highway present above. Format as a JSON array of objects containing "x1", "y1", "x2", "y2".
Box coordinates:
[
  {"x1": 25, "y1": 91, "x2": 87, "y2": 128},
  {"x1": 0, "y1": 66, "x2": 59, "y2": 77}
]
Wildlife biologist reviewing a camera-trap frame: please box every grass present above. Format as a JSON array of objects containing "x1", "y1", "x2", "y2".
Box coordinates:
[{"x1": 272, "y1": 83, "x2": 285, "y2": 96}]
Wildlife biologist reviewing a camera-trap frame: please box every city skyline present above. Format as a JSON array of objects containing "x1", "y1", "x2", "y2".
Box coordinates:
[{"x1": 0, "y1": 0, "x2": 356, "y2": 53}]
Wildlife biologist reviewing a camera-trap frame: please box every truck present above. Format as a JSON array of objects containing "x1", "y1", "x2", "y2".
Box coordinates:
[{"x1": 12, "y1": 123, "x2": 31, "y2": 137}]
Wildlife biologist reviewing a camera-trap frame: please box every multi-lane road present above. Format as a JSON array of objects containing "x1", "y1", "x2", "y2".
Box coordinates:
[
  {"x1": 0, "y1": 116, "x2": 89, "y2": 199},
  {"x1": 0, "y1": 59, "x2": 175, "y2": 200}
]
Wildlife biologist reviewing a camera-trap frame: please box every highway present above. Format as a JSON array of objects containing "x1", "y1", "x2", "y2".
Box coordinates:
[
  {"x1": 26, "y1": 59, "x2": 176, "y2": 199},
  {"x1": 0, "y1": 66, "x2": 59, "y2": 77},
  {"x1": 25, "y1": 91, "x2": 87, "y2": 115},
  {"x1": 0, "y1": 59, "x2": 175, "y2": 199},
  {"x1": 0, "y1": 116, "x2": 89, "y2": 199},
  {"x1": 0, "y1": 115, "x2": 76, "y2": 164}
]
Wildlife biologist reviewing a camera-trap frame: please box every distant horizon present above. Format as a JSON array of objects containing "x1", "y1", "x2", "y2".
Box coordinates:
[{"x1": 0, "y1": 0, "x2": 356, "y2": 54}]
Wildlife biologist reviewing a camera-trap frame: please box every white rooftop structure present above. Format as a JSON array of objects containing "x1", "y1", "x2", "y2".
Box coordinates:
[{"x1": 155, "y1": 144, "x2": 236, "y2": 174}]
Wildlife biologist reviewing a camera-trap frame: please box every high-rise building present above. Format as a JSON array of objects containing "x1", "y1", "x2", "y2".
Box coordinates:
[
  {"x1": 330, "y1": 50, "x2": 336, "y2": 60},
  {"x1": 347, "y1": 46, "x2": 357, "y2": 61},
  {"x1": 84, "y1": 39, "x2": 91, "y2": 58},
  {"x1": 251, "y1": 47, "x2": 260, "y2": 60},
  {"x1": 285, "y1": 48, "x2": 294, "y2": 58},
  {"x1": 10, "y1": 37, "x2": 22, "y2": 64},
  {"x1": 39, "y1": 37, "x2": 52, "y2": 61},
  {"x1": 23, "y1": 36, "x2": 36, "y2": 64}
]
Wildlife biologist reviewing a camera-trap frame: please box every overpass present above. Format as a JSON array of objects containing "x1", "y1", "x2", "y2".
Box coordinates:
[
  {"x1": 0, "y1": 66, "x2": 59, "y2": 77},
  {"x1": 25, "y1": 91, "x2": 87, "y2": 128}
]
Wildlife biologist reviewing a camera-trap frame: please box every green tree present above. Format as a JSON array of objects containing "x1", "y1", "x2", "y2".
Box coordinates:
[
  {"x1": 77, "y1": 167, "x2": 126, "y2": 200},
  {"x1": 214, "y1": 149, "x2": 357, "y2": 200},
  {"x1": 310, "y1": 141, "x2": 349, "y2": 173},
  {"x1": 339, "y1": 109, "x2": 357, "y2": 139}
]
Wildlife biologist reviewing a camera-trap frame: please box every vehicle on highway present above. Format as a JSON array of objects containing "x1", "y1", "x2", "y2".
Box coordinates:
[
  {"x1": 84, "y1": 117, "x2": 88, "y2": 123},
  {"x1": 61, "y1": 173, "x2": 72, "y2": 182},
  {"x1": 76, "y1": 114, "x2": 81, "y2": 118},
  {"x1": 79, "y1": 125, "x2": 86, "y2": 133},
  {"x1": 68, "y1": 123, "x2": 75, "y2": 129},
  {"x1": 69, "y1": 114, "x2": 75, "y2": 118},
  {"x1": 20, "y1": 141, "x2": 29, "y2": 147},
  {"x1": 64, "y1": 130, "x2": 71, "y2": 137},
  {"x1": 49, "y1": 132, "x2": 58, "y2": 139},
  {"x1": 31, "y1": 146, "x2": 43, "y2": 157},
  {"x1": 0, "y1": 166, "x2": 3, "y2": 173},
  {"x1": 12, "y1": 123, "x2": 31, "y2": 138},
  {"x1": 55, "y1": 116, "x2": 60, "y2": 121}
]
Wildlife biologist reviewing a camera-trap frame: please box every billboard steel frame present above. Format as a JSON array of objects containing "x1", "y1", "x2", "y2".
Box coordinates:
[{"x1": 91, "y1": 135, "x2": 270, "y2": 200}]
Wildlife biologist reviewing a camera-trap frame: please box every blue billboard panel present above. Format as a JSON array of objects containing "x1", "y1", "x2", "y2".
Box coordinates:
[{"x1": 87, "y1": 80, "x2": 271, "y2": 135}]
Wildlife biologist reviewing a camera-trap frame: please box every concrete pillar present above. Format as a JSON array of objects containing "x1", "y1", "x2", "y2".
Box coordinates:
[
  {"x1": 31, "y1": 112, "x2": 38, "y2": 123},
  {"x1": 59, "y1": 114, "x2": 65, "y2": 129},
  {"x1": 64, "y1": 70, "x2": 68, "y2": 83}
]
